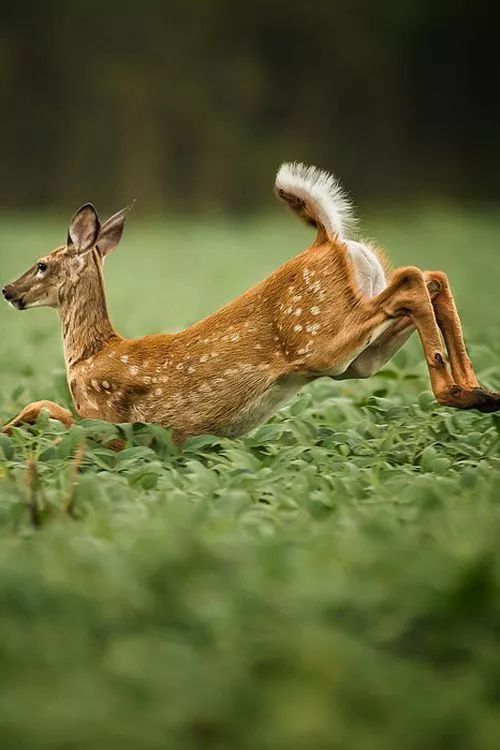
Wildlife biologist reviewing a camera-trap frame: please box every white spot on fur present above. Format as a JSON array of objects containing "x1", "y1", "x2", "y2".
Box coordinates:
[
  {"x1": 130, "y1": 366, "x2": 139, "y2": 376},
  {"x1": 294, "y1": 308, "x2": 302, "y2": 316},
  {"x1": 293, "y1": 324, "x2": 303, "y2": 332},
  {"x1": 120, "y1": 355, "x2": 129, "y2": 363},
  {"x1": 200, "y1": 354, "x2": 209, "y2": 362},
  {"x1": 311, "y1": 306, "x2": 320, "y2": 316},
  {"x1": 188, "y1": 366, "x2": 196, "y2": 373}
]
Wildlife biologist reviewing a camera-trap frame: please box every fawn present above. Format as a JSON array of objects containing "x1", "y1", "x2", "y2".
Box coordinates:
[{"x1": 2, "y1": 162, "x2": 500, "y2": 442}]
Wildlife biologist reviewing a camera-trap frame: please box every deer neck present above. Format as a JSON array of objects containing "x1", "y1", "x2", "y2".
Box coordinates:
[{"x1": 59, "y1": 250, "x2": 119, "y2": 370}]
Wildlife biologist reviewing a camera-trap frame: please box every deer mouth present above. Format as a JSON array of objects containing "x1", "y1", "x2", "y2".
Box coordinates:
[
  {"x1": 1, "y1": 287, "x2": 26, "y2": 310},
  {"x1": 11, "y1": 297, "x2": 26, "y2": 310}
]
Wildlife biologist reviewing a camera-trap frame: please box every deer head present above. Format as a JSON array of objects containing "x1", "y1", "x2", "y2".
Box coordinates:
[{"x1": 2, "y1": 203, "x2": 133, "y2": 310}]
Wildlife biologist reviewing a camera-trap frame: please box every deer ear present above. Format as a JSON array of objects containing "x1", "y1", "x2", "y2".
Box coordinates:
[
  {"x1": 96, "y1": 201, "x2": 135, "y2": 257},
  {"x1": 67, "y1": 203, "x2": 101, "y2": 253}
]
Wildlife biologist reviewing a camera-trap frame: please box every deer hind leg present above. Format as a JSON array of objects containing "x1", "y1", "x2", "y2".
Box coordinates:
[
  {"x1": 338, "y1": 275, "x2": 442, "y2": 380},
  {"x1": 371, "y1": 267, "x2": 500, "y2": 411},
  {"x1": 2, "y1": 400, "x2": 74, "y2": 435},
  {"x1": 303, "y1": 266, "x2": 500, "y2": 412},
  {"x1": 424, "y1": 271, "x2": 482, "y2": 390}
]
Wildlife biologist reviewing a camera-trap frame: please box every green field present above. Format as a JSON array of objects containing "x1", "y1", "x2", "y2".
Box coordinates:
[{"x1": 1, "y1": 210, "x2": 500, "y2": 749}]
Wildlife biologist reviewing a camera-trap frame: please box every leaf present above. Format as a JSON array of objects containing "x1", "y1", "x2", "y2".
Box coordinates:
[
  {"x1": 183, "y1": 434, "x2": 225, "y2": 452},
  {"x1": 87, "y1": 448, "x2": 117, "y2": 470},
  {"x1": 115, "y1": 446, "x2": 157, "y2": 469},
  {"x1": 38, "y1": 445, "x2": 58, "y2": 462},
  {"x1": 289, "y1": 394, "x2": 312, "y2": 417},
  {"x1": 80, "y1": 419, "x2": 120, "y2": 442},
  {"x1": 418, "y1": 391, "x2": 436, "y2": 411},
  {"x1": 420, "y1": 445, "x2": 438, "y2": 472},
  {"x1": 0, "y1": 433, "x2": 14, "y2": 461},
  {"x1": 246, "y1": 423, "x2": 288, "y2": 445},
  {"x1": 56, "y1": 426, "x2": 86, "y2": 460}
]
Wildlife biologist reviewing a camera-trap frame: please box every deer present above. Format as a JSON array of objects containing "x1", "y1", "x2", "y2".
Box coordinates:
[{"x1": 2, "y1": 162, "x2": 500, "y2": 444}]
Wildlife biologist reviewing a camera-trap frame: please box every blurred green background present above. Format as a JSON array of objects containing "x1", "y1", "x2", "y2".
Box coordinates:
[{"x1": 0, "y1": 0, "x2": 498, "y2": 213}]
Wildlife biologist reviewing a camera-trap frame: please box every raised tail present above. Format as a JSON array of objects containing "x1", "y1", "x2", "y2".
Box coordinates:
[{"x1": 274, "y1": 162, "x2": 355, "y2": 243}]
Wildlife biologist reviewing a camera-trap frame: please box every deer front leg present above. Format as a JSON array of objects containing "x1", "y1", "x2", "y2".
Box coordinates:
[{"x1": 2, "y1": 400, "x2": 74, "y2": 435}]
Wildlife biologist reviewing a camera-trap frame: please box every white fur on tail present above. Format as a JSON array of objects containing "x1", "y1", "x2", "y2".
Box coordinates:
[{"x1": 275, "y1": 162, "x2": 354, "y2": 241}]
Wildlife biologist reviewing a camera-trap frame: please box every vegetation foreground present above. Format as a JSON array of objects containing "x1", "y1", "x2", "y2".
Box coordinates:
[{"x1": 1, "y1": 212, "x2": 500, "y2": 749}]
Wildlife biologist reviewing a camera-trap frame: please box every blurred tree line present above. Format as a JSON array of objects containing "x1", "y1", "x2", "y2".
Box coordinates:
[{"x1": 0, "y1": 0, "x2": 497, "y2": 213}]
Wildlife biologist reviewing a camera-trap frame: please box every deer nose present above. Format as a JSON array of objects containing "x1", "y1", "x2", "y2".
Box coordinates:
[{"x1": 2, "y1": 286, "x2": 13, "y2": 301}]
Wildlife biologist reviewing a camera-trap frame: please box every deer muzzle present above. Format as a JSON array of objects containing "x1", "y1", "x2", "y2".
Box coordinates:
[{"x1": 2, "y1": 285, "x2": 26, "y2": 310}]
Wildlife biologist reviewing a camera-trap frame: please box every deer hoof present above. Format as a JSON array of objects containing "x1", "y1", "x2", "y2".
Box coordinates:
[
  {"x1": 441, "y1": 387, "x2": 500, "y2": 413},
  {"x1": 472, "y1": 389, "x2": 500, "y2": 413}
]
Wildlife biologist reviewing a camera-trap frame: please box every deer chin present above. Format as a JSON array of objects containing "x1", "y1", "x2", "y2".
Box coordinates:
[
  {"x1": 23, "y1": 298, "x2": 55, "y2": 310},
  {"x1": 7, "y1": 297, "x2": 26, "y2": 311}
]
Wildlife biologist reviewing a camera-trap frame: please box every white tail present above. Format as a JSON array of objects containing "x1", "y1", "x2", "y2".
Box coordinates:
[{"x1": 275, "y1": 161, "x2": 355, "y2": 242}]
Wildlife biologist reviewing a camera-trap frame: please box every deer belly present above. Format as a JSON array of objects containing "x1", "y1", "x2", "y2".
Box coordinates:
[{"x1": 221, "y1": 374, "x2": 306, "y2": 438}]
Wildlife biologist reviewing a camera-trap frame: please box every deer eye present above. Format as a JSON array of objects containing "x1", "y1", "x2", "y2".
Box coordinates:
[{"x1": 37, "y1": 262, "x2": 48, "y2": 273}]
